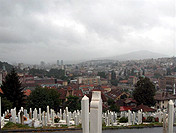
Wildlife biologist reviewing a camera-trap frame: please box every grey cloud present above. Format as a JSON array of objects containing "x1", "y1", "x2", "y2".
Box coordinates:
[{"x1": 0, "y1": 0, "x2": 175, "y2": 64}]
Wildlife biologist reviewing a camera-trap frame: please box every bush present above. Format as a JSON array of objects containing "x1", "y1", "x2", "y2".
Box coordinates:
[
  {"x1": 54, "y1": 117, "x2": 60, "y2": 123},
  {"x1": 145, "y1": 116, "x2": 155, "y2": 122},
  {"x1": 119, "y1": 117, "x2": 128, "y2": 123}
]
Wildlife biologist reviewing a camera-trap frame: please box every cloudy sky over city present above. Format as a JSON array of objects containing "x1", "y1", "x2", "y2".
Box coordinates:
[{"x1": 0, "y1": 0, "x2": 175, "y2": 64}]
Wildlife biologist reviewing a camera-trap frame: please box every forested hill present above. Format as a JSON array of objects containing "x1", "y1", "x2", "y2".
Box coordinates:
[{"x1": 0, "y1": 61, "x2": 13, "y2": 72}]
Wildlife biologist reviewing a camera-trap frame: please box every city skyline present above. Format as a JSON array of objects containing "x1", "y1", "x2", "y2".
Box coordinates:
[{"x1": 0, "y1": 0, "x2": 176, "y2": 64}]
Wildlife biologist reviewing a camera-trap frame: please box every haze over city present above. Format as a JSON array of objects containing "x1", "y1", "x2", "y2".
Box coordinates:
[{"x1": 0, "y1": 0, "x2": 176, "y2": 64}]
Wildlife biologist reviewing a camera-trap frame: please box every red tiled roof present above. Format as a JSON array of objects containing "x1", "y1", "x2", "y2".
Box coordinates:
[
  {"x1": 67, "y1": 86, "x2": 72, "y2": 90},
  {"x1": 58, "y1": 88, "x2": 67, "y2": 99},
  {"x1": 74, "y1": 90, "x2": 83, "y2": 97},
  {"x1": 124, "y1": 98, "x2": 136, "y2": 104},
  {"x1": 101, "y1": 86, "x2": 109, "y2": 89},
  {"x1": 82, "y1": 88, "x2": 89, "y2": 91},
  {"x1": 24, "y1": 89, "x2": 31, "y2": 96},
  {"x1": 79, "y1": 85, "x2": 94, "y2": 88},
  {"x1": 136, "y1": 104, "x2": 156, "y2": 112},
  {"x1": 119, "y1": 80, "x2": 128, "y2": 83},
  {"x1": 120, "y1": 106, "x2": 132, "y2": 111},
  {"x1": 154, "y1": 92, "x2": 176, "y2": 101}
]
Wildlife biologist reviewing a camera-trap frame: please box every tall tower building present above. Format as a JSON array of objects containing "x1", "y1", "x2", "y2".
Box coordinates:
[
  {"x1": 57, "y1": 60, "x2": 60, "y2": 66},
  {"x1": 61, "y1": 60, "x2": 63, "y2": 65}
]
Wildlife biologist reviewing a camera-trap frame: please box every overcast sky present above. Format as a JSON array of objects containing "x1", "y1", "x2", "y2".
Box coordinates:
[{"x1": 0, "y1": 0, "x2": 176, "y2": 64}]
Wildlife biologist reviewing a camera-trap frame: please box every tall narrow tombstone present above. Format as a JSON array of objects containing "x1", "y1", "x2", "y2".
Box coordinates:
[
  {"x1": 168, "y1": 100, "x2": 174, "y2": 133},
  {"x1": 47, "y1": 106, "x2": 50, "y2": 123},
  {"x1": 75, "y1": 115, "x2": 78, "y2": 126},
  {"x1": 20, "y1": 111, "x2": 24, "y2": 125},
  {"x1": 51, "y1": 110, "x2": 54, "y2": 126},
  {"x1": 132, "y1": 112, "x2": 136, "y2": 125},
  {"x1": 29, "y1": 108, "x2": 32, "y2": 119},
  {"x1": 18, "y1": 112, "x2": 21, "y2": 123},
  {"x1": 39, "y1": 108, "x2": 41, "y2": 122},
  {"x1": 42, "y1": 111, "x2": 45, "y2": 127},
  {"x1": 81, "y1": 95, "x2": 89, "y2": 133},
  {"x1": 12, "y1": 109, "x2": 16, "y2": 124},
  {"x1": 66, "y1": 114, "x2": 70, "y2": 126},
  {"x1": 128, "y1": 110, "x2": 132, "y2": 125},
  {"x1": 158, "y1": 110, "x2": 162, "y2": 123},
  {"x1": 34, "y1": 108, "x2": 38, "y2": 120},
  {"x1": 60, "y1": 109, "x2": 62, "y2": 120},
  {"x1": 90, "y1": 91, "x2": 102, "y2": 133}
]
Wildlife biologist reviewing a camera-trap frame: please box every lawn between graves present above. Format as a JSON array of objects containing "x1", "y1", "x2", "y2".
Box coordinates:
[
  {"x1": 2, "y1": 122, "x2": 81, "y2": 130},
  {"x1": 2, "y1": 122, "x2": 169, "y2": 131}
]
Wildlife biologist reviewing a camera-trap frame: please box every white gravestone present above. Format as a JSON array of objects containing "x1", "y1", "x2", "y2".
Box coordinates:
[
  {"x1": 90, "y1": 91, "x2": 102, "y2": 133},
  {"x1": 81, "y1": 95, "x2": 89, "y2": 133}
]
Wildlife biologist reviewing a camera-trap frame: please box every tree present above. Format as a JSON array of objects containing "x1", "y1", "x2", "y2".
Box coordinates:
[
  {"x1": 0, "y1": 96, "x2": 13, "y2": 113},
  {"x1": 27, "y1": 87, "x2": 60, "y2": 111},
  {"x1": 0, "y1": 68, "x2": 25, "y2": 110},
  {"x1": 107, "y1": 98, "x2": 119, "y2": 112},
  {"x1": 111, "y1": 70, "x2": 116, "y2": 80},
  {"x1": 166, "y1": 68, "x2": 171, "y2": 75},
  {"x1": 97, "y1": 72, "x2": 106, "y2": 79},
  {"x1": 110, "y1": 79, "x2": 118, "y2": 86},
  {"x1": 65, "y1": 95, "x2": 81, "y2": 112},
  {"x1": 133, "y1": 77, "x2": 156, "y2": 106}
]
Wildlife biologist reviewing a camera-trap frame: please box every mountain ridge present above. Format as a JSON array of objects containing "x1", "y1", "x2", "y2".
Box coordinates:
[{"x1": 101, "y1": 50, "x2": 168, "y2": 61}]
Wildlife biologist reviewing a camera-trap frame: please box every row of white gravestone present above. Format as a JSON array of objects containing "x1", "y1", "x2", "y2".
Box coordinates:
[
  {"x1": 128, "y1": 110, "x2": 142, "y2": 125},
  {"x1": 102, "y1": 111, "x2": 118, "y2": 126},
  {"x1": 3, "y1": 105, "x2": 82, "y2": 128},
  {"x1": 0, "y1": 91, "x2": 102, "y2": 132}
]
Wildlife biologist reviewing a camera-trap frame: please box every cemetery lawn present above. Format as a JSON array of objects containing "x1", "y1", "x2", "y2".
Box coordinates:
[
  {"x1": 2, "y1": 122, "x2": 81, "y2": 131},
  {"x1": 3, "y1": 122, "x2": 33, "y2": 130},
  {"x1": 103, "y1": 122, "x2": 163, "y2": 130}
]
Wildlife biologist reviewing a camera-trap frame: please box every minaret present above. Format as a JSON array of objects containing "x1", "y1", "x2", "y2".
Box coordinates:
[{"x1": 173, "y1": 84, "x2": 175, "y2": 95}]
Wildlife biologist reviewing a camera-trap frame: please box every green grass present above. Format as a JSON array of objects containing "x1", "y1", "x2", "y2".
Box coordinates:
[{"x1": 3, "y1": 122, "x2": 32, "y2": 130}]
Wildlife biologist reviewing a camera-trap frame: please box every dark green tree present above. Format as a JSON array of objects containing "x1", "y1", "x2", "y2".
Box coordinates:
[
  {"x1": 107, "y1": 98, "x2": 119, "y2": 112},
  {"x1": 110, "y1": 70, "x2": 118, "y2": 86},
  {"x1": 65, "y1": 95, "x2": 81, "y2": 112},
  {"x1": 133, "y1": 77, "x2": 156, "y2": 106},
  {"x1": 97, "y1": 72, "x2": 106, "y2": 79},
  {"x1": 111, "y1": 70, "x2": 116, "y2": 80},
  {"x1": 0, "y1": 68, "x2": 25, "y2": 110},
  {"x1": 0, "y1": 96, "x2": 13, "y2": 113},
  {"x1": 166, "y1": 68, "x2": 171, "y2": 75},
  {"x1": 27, "y1": 87, "x2": 60, "y2": 111},
  {"x1": 110, "y1": 79, "x2": 118, "y2": 86}
]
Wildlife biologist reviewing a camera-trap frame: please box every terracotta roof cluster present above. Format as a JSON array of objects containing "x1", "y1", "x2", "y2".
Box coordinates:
[
  {"x1": 58, "y1": 88, "x2": 67, "y2": 100},
  {"x1": 154, "y1": 92, "x2": 176, "y2": 101},
  {"x1": 124, "y1": 98, "x2": 136, "y2": 104},
  {"x1": 135, "y1": 104, "x2": 156, "y2": 112},
  {"x1": 106, "y1": 89, "x2": 123, "y2": 100},
  {"x1": 74, "y1": 90, "x2": 83, "y2": 97},
  {"x1": 120, "y1": 104, "x2": 156, "y2": 112}
]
